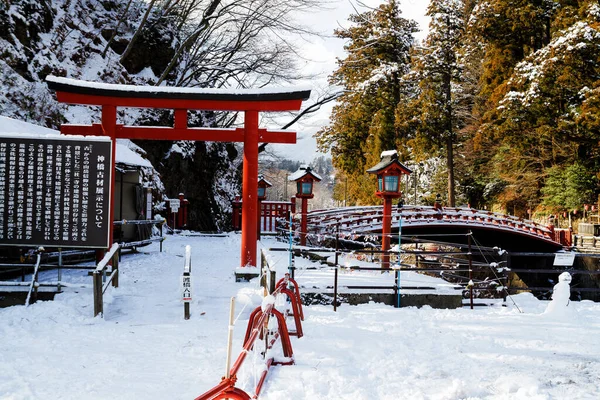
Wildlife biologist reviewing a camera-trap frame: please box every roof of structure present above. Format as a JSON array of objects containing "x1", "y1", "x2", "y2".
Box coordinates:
[
  {"x1": 288, "y1": 166, "x2": 322, "y2": 182},
  {"x1": 46, "y1": 76, "x2": 311, "y2": 103},
  {"x1": 366, "y1": 150, "x2": 412, "y2": 174}
]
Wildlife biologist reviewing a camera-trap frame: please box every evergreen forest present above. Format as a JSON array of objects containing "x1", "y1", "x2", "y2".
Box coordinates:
[{"x1": 316, "y1": 0, "x2": 600, "y2": 218}]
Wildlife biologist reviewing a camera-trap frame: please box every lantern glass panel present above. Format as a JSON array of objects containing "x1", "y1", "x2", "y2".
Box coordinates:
[
  {"x1": 378, "y1": 176, "x2": 383, "y2": 192},
  {"x1": 258, "y1": 187, "x2": 265, "y2": 198},
  {"x1": 384, "y1": 175, "x2": 399, "y2": 192},
  {"x1": 301, "y1": 182, "x2": 312, "y2": 195}
]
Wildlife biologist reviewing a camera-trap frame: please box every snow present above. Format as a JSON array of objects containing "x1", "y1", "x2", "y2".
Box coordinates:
[
  {"x1": 0, "y1": 116, "x2": 153, "y2": 168},
  {"x1": 288, "y1": 167, "x2": 323, "y2": 182},
  {"x1": 46, "y1": 76, "x2": 312, "y2": 96},
  {"x1": 380, "y1": 149, "x2": 398, "y2": 157},
  {"x1": 1, "y1": 234, "x2": 600, "y2": 399}
]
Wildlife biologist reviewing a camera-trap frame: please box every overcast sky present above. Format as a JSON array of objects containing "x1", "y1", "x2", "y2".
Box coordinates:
[{"x1": 269, "y1": 0, "x2": 431, "y2": 163}]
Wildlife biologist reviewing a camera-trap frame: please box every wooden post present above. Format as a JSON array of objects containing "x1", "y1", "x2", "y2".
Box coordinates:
[
  {"x1": 269, "y1": 270, "x2": 276, "y2": 295},
  {"x1": 241, "y1": 110, "x2": 259, "y2": 267},
  {"x1": 93, "y1": 271, "x2": 103, "y2": 317},
  {"x1": 333, "y1": 267, "x2": 339, "y2": 312},
  {"x1": 260, "y1": 250, "x2": 268, "y2": 296},
  {"x1": 102, "y1": 105, "x2": 117, "y2": 252},
  {"x1": 112, "y1": 248, "x2": 119, "y2": 288},
  {"x1": 183, "y1": 245, "x2": 192, "y2": 320},
  {"x1": 225, "y1": 297, "x2": 236, "y2": 379},
  {"x1": 381, "y1": 197, "x2": 392, "y2": 268}
]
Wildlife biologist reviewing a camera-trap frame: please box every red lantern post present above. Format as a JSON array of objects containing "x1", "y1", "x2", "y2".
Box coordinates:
[
  {"x1": 367, "y1": 150, "x2": 412, "y2": 269},
  {"x1": 289, "y1": 167, "x2": 322, "y2": 246}
]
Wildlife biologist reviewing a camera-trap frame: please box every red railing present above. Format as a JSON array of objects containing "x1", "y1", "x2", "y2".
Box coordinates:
[
  {"x1": 232, "y1": 198, "x2": 296, "y2": 232},
  {"x1": 306, "y1": 205, "x2": 560, "y2": 244},
  {"x1": 195, "y1": 274, "x2": 303, "y2": 400}
]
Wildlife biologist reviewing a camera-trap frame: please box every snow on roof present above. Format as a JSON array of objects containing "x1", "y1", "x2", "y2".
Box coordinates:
[
  {"x1": 0, "y1": 116, "x2": 152, "y2": 168},
  {"x1": 0, "y1": 115, "x2": 63, "y2": 137},
  {"x1": 46, "y1": 76, "x2": 312, "y2": 98},
  {"x1": 367, "y1": 151, "x2": 412, "y2": 174},
  {"x1": 115, "y1": 143, "x2": 153, "y2": 168},
  {"x1": 258, "y1": 175, "x2": 273, "y2": 186},
  {"x1": 288, "y1": 166, "x2": 323, "y2": 181}
]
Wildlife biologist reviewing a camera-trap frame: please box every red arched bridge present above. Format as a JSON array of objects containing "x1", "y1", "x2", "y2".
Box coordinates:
[{"x1": 305, "y1": 205, "x2": 565, "y2": 252}]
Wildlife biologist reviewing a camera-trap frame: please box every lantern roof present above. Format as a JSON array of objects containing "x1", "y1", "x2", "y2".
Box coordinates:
[
  {"x1": 288, "y1": 165, "x2": 322, "y2": 182},
  {"x1": 366, "y1": 150, "x2": 412, "y2": 175},
  {"x1": 258, "y1": 175, "x2": 273, "y2": 187}
]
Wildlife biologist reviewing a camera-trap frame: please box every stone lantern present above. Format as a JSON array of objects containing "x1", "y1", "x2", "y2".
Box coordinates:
[
  {"x1": 289, "y1": 166, "x2": 322, "y2": 246},
  {"x1": 367, "y1": 150, "x2": 412, "y2": 268}
]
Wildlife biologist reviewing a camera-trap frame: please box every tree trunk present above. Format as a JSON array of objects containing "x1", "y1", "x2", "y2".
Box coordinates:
[
  {"x1": 119, "y1": 0, "x2": 157, "y2": 65},
  {"x1": 444, "y1": 68, "x2": 455, "y2": 207},
  {"x1": 446, "y1": 136, "x2": 455, "y2": 207}
]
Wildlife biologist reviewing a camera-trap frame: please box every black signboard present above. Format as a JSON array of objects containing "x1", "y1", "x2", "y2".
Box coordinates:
[{"x1": 0, "y1": 134, "x2": 112, "y2": 248}]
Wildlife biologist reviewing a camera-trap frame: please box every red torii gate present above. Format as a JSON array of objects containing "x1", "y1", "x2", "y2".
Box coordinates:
[{"x1": 46, "y1": 76, "x2": 310, "y2": 269}]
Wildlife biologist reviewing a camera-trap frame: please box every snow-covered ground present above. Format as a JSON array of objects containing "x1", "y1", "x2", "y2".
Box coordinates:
[{"x1": 1, "y1": 234, "x2": 600, "y2": 399}]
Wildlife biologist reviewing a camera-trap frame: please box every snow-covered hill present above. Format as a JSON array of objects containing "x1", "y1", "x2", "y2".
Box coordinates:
[{"x1": 0, "y1": 0, "x2": 240, "y2": 230}]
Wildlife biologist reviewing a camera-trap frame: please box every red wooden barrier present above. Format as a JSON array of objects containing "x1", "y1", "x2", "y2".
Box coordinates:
[
  {"x1": 231, "y1": 199, "x2": 296, "y2": 232},
  {"x1": 195, "y1": 277, "x2": 303, "y2": 400}
]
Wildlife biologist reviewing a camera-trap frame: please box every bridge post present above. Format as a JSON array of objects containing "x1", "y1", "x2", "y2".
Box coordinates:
[
  {"x1": 381, "y1": 197, "x2": 392, "y2": 269},
  {"x1": 300, "y1": 197, "x2": 308, "y2": 246}
]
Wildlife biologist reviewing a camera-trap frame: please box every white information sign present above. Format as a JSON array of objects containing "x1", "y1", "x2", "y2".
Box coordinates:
[
  {"x1": 181, "y1": 275, "x2": 192, "y2": 302},
  {"x1": 554, "y1": 252, "x2": 575, "y2": 267},
  {"x1": 169, "y1": 198, "x2": 180, "y2": 213}
]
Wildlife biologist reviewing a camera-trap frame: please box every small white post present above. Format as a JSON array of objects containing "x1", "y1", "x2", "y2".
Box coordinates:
[
  {"x1": 182, "y1": 245, "x2": 192, "y2": 319},
  {"x1": 225, "y1": 296, "x2": 235, "y2": 379}
]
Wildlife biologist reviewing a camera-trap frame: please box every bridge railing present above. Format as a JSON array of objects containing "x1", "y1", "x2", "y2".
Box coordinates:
[{"x1": 307, "y1": 205, "x2": 554, "y2": 241}]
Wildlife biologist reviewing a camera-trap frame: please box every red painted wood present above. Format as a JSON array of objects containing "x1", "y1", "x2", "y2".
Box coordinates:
[
  {"x1": 382, "y1": 198, "x2": 392, "y2": 269},
  {"x1": 241, "y1": 110, "x2": 259, "y2": 267},
  {"x1": 102, "y1": 106, "x2": 117, "y2": 253},
  {"x1": 300, "y1": 198, "x2": 308, "y2": 246},
  {"x1": 60, "y1": 124, "x2": 296, "y2": 144},
  {"x1": 54, "y1": 91, "x2": 304, "y2": 112}
]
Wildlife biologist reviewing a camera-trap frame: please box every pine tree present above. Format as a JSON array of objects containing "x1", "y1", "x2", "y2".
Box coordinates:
[
  {"x1": 484, "y1": 1, "x2": 600, "y2": 210},
  {"x1": 397, "y1": 0, "x2": 466, "y2": 206},
  {"x1": 316, "y1": 0, "x2": 418, "y2": 204}
]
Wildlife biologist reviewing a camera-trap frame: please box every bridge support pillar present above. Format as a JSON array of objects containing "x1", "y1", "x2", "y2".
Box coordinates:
[{"x1": 382, "y1": 197, "x2": 392, "y2": 269}]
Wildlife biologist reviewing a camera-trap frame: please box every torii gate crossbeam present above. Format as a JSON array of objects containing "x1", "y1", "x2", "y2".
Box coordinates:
[{"x1": 47, "y1": 76, "x2": 310, "y2": 269}]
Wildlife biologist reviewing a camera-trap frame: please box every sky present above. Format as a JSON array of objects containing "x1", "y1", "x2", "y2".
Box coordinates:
[{"x1": 269, "y1": 0, "x2": 431, "y2": 163}]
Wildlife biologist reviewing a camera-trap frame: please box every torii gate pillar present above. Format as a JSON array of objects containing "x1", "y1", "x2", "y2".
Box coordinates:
[{"x1": 241, "y1": 111, "x2": 259, "y2": 267}]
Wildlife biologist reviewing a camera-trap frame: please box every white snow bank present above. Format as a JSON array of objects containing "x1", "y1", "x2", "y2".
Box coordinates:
[{"x1": 1, "y1": 235, "x2": 600, "y2": 399}]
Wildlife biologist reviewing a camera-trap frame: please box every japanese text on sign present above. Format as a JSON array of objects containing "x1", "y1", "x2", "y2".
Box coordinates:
[{"x1": 0, "y1": 135, "x2": 112, "y2": 248}]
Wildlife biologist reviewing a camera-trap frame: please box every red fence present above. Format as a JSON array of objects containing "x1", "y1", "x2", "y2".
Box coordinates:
[
  {"x1": 195, "y1": 274, "x2": 303, "y2": 400},
  {"x1": 232, "y1": 198, "x2": 296, "y2": 232}
]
